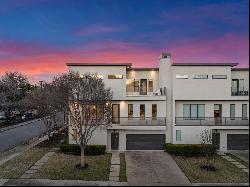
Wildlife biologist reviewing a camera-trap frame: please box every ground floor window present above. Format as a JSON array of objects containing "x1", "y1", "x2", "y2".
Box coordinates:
[
  {"x1": 176, "y1": 130, "x2": 181, "y2": 141},
  {"x1": 183, "y1": 104, "x2": 205, "y2": 119}
]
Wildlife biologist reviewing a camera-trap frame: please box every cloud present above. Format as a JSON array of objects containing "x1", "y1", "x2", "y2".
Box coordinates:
[{"x1": 72, "y1": 24, "x2": 127, "y2": 36}]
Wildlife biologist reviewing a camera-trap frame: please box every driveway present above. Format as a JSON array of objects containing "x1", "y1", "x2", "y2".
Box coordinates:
[
  {"x1": 228, "y1": 150, "x2": 249, "y2": 164},
  {"x1": 125, "y1": 151, "x2": 190, "y2": 186}
]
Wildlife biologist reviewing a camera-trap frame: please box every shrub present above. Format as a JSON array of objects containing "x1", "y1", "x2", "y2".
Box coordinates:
[
  {"x1": 164, "y1": 143, "x2": 216, "y2": 157},
  {"x1": 60, "y1": 144, "x2": 106, "y2": 156}
]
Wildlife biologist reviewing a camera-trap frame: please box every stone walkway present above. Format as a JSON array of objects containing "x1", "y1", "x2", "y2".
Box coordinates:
[
  {"x1": 219, "y1": 152, "x2": 249, "y2": 174},
  {"x1": 109, "y1": 152, "x2": 120, "y2": 182},
  {"x1": 20, "y1": 148, "x2": 58, "y2": 179}
]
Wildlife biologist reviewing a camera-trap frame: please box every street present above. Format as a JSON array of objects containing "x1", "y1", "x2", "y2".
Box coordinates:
[{"x1": 0, "y1": 113, "x2": 64, "y2": 153}]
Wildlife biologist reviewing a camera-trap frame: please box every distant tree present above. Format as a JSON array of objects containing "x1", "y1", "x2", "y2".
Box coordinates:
[
  {"x1": 68, "y1": 73, "x2": 112, "y2": 168},
  {"x1": 0, "y1": 72, "x2": 32, "y2": 120}
]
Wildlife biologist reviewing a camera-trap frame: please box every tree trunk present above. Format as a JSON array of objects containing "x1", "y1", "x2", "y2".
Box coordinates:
[{"x1": 80, "y1": 146, "x2": 85, "y2": 167}]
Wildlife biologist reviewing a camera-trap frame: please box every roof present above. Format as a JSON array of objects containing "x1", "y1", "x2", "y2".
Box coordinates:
[
  {"x1": 171, "y1": 62, "x2": 238, "y2": 67},
  {"x1": 66, "y1": 62, "x2": 132, "y2": 67},
  {"x1": 231, "y1": 68, "x2": 249, "y2": 71},
  {"x1": 128, "y1": 68, "x2": 159, "y2": 71}
]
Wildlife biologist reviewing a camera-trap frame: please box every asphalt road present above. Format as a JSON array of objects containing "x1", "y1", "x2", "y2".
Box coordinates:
[{"x1": 0, "y1": 114, "x2": 64, "y2": 153}]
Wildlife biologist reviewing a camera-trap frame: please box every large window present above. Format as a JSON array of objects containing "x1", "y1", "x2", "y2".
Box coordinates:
[
  {"x1": 212, "y1": 75, "x2": 227, "y2": 79},
  {"x1": 183, "y1": 104, "x2": 205, "y2": 119},
  {"x1": 242, "y1": 104, "x2": 248, "y2": 119},
  {"x1": 128, "y1": 104, "x2": 133, "y2": 119},
  {"x1": 126, "y1": 79, "x2": 139, "y2": 92},
  {"x1": 152, "y1": 104, "x2": 157, "y2": 119},
  {"x1": 108, "y1": 74, "x2": 123, "y2": 79},
  {"x1": 230, "y1": 104, "x2": 235, "y2": 119}
]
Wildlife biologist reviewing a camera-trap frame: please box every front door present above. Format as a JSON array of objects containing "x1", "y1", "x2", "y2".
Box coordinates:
[
  {"x1": 111, "y1": 133, "x2": 119, "y2": 150},
  {"x1": 214, "y1": 104, "x2": 222, "y2": 125},
  {"x1": 112, "y1": 104, "x2": 120, "y2": 124},
  {"x1": 140, "y1": 79, "x2": 147, "y2": 95}
]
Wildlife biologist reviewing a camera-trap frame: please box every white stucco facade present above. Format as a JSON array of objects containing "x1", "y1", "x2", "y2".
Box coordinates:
[{"x1": 67, "y1": 53, "x2": 249, "y2": 151}]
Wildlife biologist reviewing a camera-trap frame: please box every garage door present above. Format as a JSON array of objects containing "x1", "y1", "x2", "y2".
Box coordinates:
[
  {"x1": 126, "y1": 134, "x2": 165, "y2": 150},
  {"x1": 227, "y1": 134, "x2": 249, "y2": 150}
]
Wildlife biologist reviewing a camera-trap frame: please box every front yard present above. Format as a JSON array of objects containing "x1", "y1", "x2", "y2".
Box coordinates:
[
  {"x1": 172, "y1": 155, "x2": 249, "y2": 183},
  {"x1": 32, "y1": 152, "x2": 111, "y2": 181}
]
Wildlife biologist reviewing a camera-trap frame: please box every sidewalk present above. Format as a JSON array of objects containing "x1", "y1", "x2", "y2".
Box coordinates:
[{"x1": 0, "y1": 179, "x2": 128, "y2": 186}]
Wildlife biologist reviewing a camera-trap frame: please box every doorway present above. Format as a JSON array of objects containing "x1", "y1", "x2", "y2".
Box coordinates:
[
  {"x1": 214, "y1": 104, "x2": 222, "y2": 125},
  {"x1": 111, "y1": 132, "x2": 119, "y2": 150}
]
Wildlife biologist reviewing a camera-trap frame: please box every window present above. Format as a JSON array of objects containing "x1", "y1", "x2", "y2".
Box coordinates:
[
  {"x1": 176, "y1": 74, "x2": 188, "y2": 79},
  {"x1": 176, "y1": 130, "x2": 181, "y2": 141},
  {"x1": 140, "y1": 104, "x2": 145, "y2": 120},
  {"x1": 183, "y1": 104, "x2": 205, "y2": 119},
  {"x1": 126, "y1": 79, "x2": 134, "y2": 92},
  {"x1": 239, "y1": 79, "x2": 244, "y2": 91},
  {"x1": 134, "y1": 80, "x2": 139, "y2": 92},
  {"x1": 230, "y1": 104, "x2": 235, "y2": 119},
  {"x1": 128, "y1": 104, "x2": 133, "y2": 119},
  {"x1": 193, "y1": 75, "x2": 208, "y2": 79},
  {"x1": 242, "y1": 104, "x2": 248, "y2": 119},
  {"x1": 212, "y1": 75, "x2": 227, "y2": 79},
  {"x1": 152, "y1": 104, "x2": 157, "y2": 119},
  {"x1": 108, "y1": 74, "x2": 123, "y2": 79},
  {"x1": 148, "y1": 80, "x2": 153, "y2": 92}
]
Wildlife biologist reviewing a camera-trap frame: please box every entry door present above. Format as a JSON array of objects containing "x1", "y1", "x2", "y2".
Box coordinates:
[
  {"x1": 111, "y1": 133, "x2": 119, "y2": 150},
  {"x1": 214, "y1": 104, "x2": 222, "y2": 125},
  {"x1": 112, "y1": 104, "x2": 120, "y2": 124},
  {"x1": 140, "y1": 79, "x2": 147, "y2": 95}
]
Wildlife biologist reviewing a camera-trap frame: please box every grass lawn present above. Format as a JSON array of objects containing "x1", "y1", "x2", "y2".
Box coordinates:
[
  {"x1": 33, "y1": 152, "x2": 111, "y2": 181},
  {"x1": 119, "y1": 153, "x2": 127, "y2": 182},
  {"x1": 172, "y1": 155, "x2": 249, "y2": 183},
  {"x1": 0, "y1": 147, "x2": 48, "y2": 179}
]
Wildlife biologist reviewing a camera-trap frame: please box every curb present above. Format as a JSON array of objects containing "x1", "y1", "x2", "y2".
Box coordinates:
[{"x1": 193, "y1": 183, "x2": 249, "y2": 186}]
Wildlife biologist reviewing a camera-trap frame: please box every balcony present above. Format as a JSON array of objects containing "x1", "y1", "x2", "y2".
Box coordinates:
[
  {"x1": 112, "y1": 117, "x2": 166, "y2": 126},
  {"x1": 231, "y1": 87, "x2": 249, "y2": 96},
  {"x1": 175, "y1": 117, "x2": 249, "y2": 126}
]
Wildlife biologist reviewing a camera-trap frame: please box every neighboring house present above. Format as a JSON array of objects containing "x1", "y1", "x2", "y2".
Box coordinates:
[{"x1": 67, "y1": 53, "x2": 249, "y2": 151}]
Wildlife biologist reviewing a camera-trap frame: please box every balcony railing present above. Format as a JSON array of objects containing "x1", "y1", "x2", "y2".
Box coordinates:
[
  {"x1": 231, "y1": 87, "x2": 249, "y2": 96},
  {"x1": 112, "y1": 117, "x2": 166, "y2": 126},
  {"x1": 175, "y1": 117, "x2": 249, "y2": 126}
]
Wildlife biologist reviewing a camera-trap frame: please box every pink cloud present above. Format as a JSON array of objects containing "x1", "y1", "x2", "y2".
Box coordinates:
[{"x1": 0, "y1": 34, "x2": 248, "y2": 83}]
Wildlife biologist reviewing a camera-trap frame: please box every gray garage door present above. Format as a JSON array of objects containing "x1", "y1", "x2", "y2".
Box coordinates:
[
  {"x1": 227, "y1": 134, "x2": 249, "y2": 150},
  {"x1": 126, "y1": 134, "x2": 165, "y2": 150}
]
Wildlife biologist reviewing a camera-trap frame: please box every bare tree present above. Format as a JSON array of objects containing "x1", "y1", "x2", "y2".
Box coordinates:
[
  {"x1": 200, "y1": 129, "x2": 216, "y2": 170},
  {"x1": 68, "y1": 73, "x2": 112, "y2": 168}
]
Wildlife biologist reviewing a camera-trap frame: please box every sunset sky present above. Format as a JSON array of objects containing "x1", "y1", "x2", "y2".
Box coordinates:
[{"x1": 0, "y1": 0, "x2": 249, "y2": 83}]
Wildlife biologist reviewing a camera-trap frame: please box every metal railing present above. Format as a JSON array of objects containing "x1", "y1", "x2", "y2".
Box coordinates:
[
  {"x1": 231, "y1": 87, "x2": 249, "y2": 96},
  {"x1": 175, "y1": 117, "x2": 249, "y2": 126},
  {"x1": 112, "y1": 117, "x2": 166, "y2": 126}
]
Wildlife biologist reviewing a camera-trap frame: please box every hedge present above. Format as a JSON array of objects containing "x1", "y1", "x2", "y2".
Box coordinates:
[
  {"x1": 60, "y1": 144, "x2": 106, "y2": 156},
  {"x1": 164, "y1": 143, "x2": 216, "y2": 157}
]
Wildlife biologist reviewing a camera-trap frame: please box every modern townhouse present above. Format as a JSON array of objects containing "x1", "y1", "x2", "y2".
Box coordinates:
[{"x1": 67, "y1": 53, "x2": 249, "y2": 152}]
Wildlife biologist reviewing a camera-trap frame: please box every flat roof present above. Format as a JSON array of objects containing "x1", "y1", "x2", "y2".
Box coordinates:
[
  {"x1": 66, "y1": 62, "x2": 132, "y2": 67},
  {"x1": 231, "y1": 68, "x2": 249, "y2": 71},
  {"x1": 129, "y1": 68, "x2": 159, "y2": 71},
  {"x1": 172, "y1": 62, "x2": 238, "y2": 67}
]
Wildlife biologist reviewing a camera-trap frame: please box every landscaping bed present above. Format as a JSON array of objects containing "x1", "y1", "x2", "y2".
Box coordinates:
[
  {"x1": 119, "y1": 153, "x2": 127, "y2": 182},
  {"x1": 32, "y1": 152, "x2": 111, "y2": 181},
  {"x1": 172, "y1": 155, "x2": 249, "y2": 183}
]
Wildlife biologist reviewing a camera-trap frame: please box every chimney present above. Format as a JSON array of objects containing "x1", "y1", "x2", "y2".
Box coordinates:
[{"x1": 159, "y1": 52, "x2": 171, "y2": 60}]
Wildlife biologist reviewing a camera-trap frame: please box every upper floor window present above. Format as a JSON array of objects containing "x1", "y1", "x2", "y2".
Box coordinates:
[
  {"x1": 193, "y1": 75, "x2": 208, "y2": 79},
  {"x1": 148, "y1": 80, "x2": 153, "y2": 92},
  {"x1": 183, "y1": 104, "x2": 205, "y2": 119},
  {"x1": 176, "y1": 74, "x2": 188, "y2": 79},
  {"x1": 108, "y1": 74, "x2": 123, "y2": 79},
  {"x1": 212, "y1": 75, "x2": 227, "y2": 79}
]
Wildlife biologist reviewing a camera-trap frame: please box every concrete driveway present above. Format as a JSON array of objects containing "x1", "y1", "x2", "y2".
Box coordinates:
[
  {"x1": 125, "y1": 151, "x2": 190, "y2": 186},
  {"x1": 228, "y1": 150, "x2": 249, "y2": 163}
]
